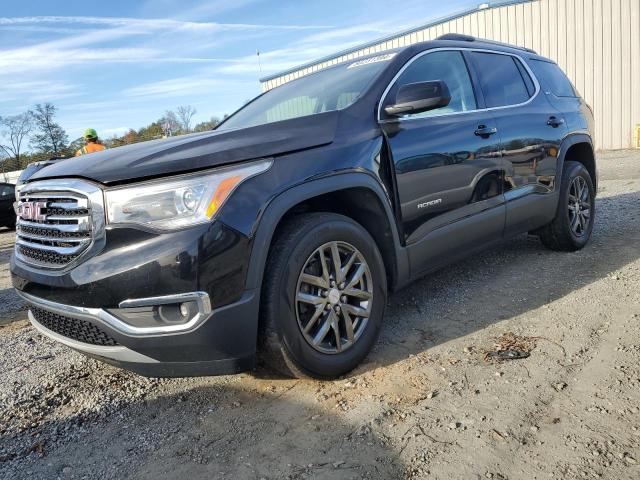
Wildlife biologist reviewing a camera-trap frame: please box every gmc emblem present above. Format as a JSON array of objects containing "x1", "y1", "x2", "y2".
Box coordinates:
[{"x1": 18, "y1": 201, "x2": 48, "y2": 222}]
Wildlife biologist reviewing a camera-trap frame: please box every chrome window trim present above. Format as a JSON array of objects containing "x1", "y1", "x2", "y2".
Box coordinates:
[
  {"x1": 17, "y1": 290, "x2": 212, "y2": 336},
  {"x1": 377, "y1": 47, "x2": 541, "y2": 124},
  {"x1": 14, "y1": 179, "x2": 106, "y2": 274}
]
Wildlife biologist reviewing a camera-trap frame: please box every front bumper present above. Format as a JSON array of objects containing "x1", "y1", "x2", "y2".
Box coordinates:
[
  {"x1": 11, "y1": 219, "x2": 260, "y2": 377},
  {"x1": 18, "y1": 289, "x2": 258, "y2": 377}
]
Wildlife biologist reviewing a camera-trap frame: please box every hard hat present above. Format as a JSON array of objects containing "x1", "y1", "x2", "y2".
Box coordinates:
[{"x1": 83, "y1": 128, "x2": 98, "y2": 139}]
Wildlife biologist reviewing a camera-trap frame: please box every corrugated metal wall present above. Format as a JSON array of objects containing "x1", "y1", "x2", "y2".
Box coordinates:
[{"x1": 261, "y1": 0, "x2": 640, "y2": 150}]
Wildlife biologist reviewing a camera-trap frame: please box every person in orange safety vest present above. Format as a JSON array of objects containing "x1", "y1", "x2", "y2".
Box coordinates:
[{"x1": 75, "y1": 128, "x2": 106, "y2": 156}]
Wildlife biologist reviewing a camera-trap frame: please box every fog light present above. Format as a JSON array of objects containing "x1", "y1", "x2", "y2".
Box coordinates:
[{"x1": 111, "y1": 292, "x2": 211, "y2": 333}]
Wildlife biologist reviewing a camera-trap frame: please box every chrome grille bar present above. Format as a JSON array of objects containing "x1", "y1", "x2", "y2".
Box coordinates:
[
  {"x1": 44, "y1": 214, "x2": 91, "y2": 223},
  {"x1": 16, "y1": 238, "x2": 90, "y2": 255},
  {"x1": 15, "y1": 230, "x2": 90, "y2": 244},
  {"x1": 17, "y1": 219, "x2": 91, "y2": 233},
  {"x1": 14, "y1": 180, "x2": 104, "y2": 270}
]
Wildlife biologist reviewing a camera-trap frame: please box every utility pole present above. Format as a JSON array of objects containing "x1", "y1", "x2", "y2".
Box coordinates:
[
  {"x1": 256, "y1": 49, "x2": 263, "y2": 89},
  {"x1": 256, "y1": 49, "x2": 262, "y2": 75}
]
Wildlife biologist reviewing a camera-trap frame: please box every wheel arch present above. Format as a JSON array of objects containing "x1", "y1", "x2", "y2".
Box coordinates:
[
  {"x1": 558, "y1": 134, "x2": 597, "y2": 193},
  {"x1": 245, "y1": 172, "x2": 410, "y2": 296}
]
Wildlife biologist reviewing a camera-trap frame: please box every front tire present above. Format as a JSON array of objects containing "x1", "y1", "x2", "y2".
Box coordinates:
[
  {"x1": 538, "y1": 161, "x2": 595, "y2": 251},
  {"x1": 259, "y1": 213, "x2": 387, "y2": 379}
]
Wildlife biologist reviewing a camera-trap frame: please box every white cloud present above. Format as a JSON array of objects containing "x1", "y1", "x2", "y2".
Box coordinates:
[
  {"x1": 123, "y1": 76, "x2": 255, "y2": 98},
  {"x1": 217, "y1": 23, "x2": 395, "y2": 76},
  {"x1": 297, "y1": 23, "x2": 392, "y2": 45},
  {"x1": 0, "y1": 80, "x2": 80, "y2": 103},
  {"x1": 0, "y1": 25, "x2": 84, "y2": 34},
  {"x1": 0, "y1": 15, "x2": 333, "y2": 77},
  {"x1": 0, "y1": 16, "x2": 331, "y2": 33}
]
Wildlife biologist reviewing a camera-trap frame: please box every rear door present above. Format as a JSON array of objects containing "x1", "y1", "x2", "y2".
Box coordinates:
[
  {"x1": 379, "y1": 49, "x2": 504, "y2": 275},
  {"x1": 528, "y1": 58, "x2": 591, "y2": 134},
  {"x1": 468, "y1": 51, "x2": 566, "y2": 236}
]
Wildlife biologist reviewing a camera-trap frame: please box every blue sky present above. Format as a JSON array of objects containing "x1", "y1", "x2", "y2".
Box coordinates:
[{"x1": 1, "y1": 0, "x2": 479, "y2": 141}]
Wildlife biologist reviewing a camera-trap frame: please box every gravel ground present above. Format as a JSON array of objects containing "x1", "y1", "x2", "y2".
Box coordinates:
[
  {"x1": 1, "y1": 151, "x2": 639, "y2": 480},
  {"x1": 0, "y1": 229, "x2": 24, "y2": 323}
]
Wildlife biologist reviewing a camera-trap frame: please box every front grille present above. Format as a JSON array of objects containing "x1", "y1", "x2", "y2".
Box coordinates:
[
  {"x1": 15, "y1": 191, "x2": 94, "y2": 269},
  {"x1": 31, "y1": 306, "x2": 119, "y2": 346},
  {"x1": 17, "y1": 245, "x2": 79, "y2": 265},
  {"x1": 45, "y1": 207, "x2": 90, "y2": 217},
  {"x1": 17, "y1": 224, "x2": 89, "y2": 240}
]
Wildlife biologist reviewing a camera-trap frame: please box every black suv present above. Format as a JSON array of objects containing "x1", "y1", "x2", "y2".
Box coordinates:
[{"x1": 11, "y1": 35, "x2": 596, "y2": 379}]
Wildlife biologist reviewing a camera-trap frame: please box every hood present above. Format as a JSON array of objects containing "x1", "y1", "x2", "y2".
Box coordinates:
[
  {"x1": 31, "y1": 111, "x2": 339, "y2": 185},
  {"x1": 18, "y1": 157, "x2": 67, "y2": 184}
]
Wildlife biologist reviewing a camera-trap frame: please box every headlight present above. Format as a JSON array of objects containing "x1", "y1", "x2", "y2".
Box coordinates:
[{"x1": 105, "y1": 159, "x2": 271, "y2": 230}]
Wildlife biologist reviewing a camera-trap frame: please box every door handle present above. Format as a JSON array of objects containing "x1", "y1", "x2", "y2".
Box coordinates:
[
  {"x1": 547, "y1": 116, "x2": 565, "y2": 127},
  {"x1": 474, "y1": 125, "x2": 498, "y2": 137}
]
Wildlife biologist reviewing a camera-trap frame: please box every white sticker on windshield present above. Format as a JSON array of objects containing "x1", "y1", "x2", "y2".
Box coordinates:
[{"x1": 347, "y1": 53, "x2": 397, "y2": 69}]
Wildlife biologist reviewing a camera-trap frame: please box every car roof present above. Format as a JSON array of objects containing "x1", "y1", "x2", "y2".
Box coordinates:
[{"x1": 401, "y1": 34, "x2": 536, "y2": 57}]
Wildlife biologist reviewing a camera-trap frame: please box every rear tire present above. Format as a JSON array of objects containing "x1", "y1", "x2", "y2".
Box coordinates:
[
  {"x1": 259, "y1": 213, "x2": 387, "y2": 379},
  {"x1": 538, "y1": 161, "x2": 595, "y2": 251}
]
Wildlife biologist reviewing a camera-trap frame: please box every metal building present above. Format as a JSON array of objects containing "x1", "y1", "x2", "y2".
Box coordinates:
[{"x1": 260, "y1": 0, "x2": 640, "y2": 150}]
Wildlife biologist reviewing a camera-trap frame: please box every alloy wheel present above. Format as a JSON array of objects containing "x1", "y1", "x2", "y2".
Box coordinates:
[
  {"x1": 567, "y1": 175, "x2": 591, "y2": 237},
  {"x1": 295, "y1": 241, "x2": 373, "y2": 354}
]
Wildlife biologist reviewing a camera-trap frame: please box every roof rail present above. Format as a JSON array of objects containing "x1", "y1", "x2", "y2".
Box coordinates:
[
  {"x1": 436, "y1": 33, "x2": 536, "y2": 54},
  {"x1": 437, "y1": 33, "x2": 475, "y2": 42}
]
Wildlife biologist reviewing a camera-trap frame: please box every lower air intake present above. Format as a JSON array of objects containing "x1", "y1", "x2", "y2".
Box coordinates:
[{"x1": 31, "y1": 306, "x2": 119, "y2": 347}]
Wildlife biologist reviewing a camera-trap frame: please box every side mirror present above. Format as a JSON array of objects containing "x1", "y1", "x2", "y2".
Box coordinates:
[{"x1": 384, "y1": 80, "x2": 451, "y2": 117}]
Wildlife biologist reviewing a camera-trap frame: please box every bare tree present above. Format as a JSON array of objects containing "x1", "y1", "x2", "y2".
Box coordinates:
[
  {"x1": 159, "y1": 110, "x2": 181, "y2": 137},
  {"x1": 176, "y1": 105, "x2": 197, "y2": 133},
  {"x1": 0, "y1": 112, "x2": 33, "y2": 171},
  {"x1": 31, "y1": 103, "x2": 68, "y2": 155}
]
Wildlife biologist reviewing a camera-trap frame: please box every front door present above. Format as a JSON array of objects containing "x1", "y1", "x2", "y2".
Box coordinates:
[{"x1": 379, "y1": 50, "x2": 504, "y2": 275}]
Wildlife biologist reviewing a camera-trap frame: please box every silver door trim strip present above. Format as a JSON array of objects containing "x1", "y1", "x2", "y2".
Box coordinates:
[{"x1": 377, "y1": 47, "x2": 541, "y2": 123}]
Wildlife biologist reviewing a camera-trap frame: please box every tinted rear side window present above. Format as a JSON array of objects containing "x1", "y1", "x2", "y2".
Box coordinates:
[
  {"x1": 470, "y1": 52, "x2": 532, "y2": 107},
  {"x1": 514, "y1": 59, "x2": 536, "y2": 96},
  {"x1": 529, "y1": 60, "x2": 576, "y2": 97}
]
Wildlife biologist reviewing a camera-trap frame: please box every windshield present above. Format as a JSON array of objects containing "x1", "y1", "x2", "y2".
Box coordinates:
[
  {"x1": 219, "y1": 53, "x2": 397, "y2": 130},
  {"x1": 18, "y1": 163, "x2": 41, "y2": 183}
]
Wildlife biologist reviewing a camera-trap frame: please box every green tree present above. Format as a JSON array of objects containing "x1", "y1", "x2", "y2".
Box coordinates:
[
  {"x1": 137, "y1": 122, "x2": 164, "y2": 142},
  {"x1": 31, "y1": 103, "x2": 69, "y2": 156},
  {"x1": 67, "y1": 137, "x2": 85, "y2": 155},
  {"x1": 194, "y1": 117, "x2": 222, "y2": 132}
]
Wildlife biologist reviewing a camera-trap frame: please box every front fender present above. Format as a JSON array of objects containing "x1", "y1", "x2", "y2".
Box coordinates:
[{"x1": 244, "y1": 172, "x2": 410, "y2": 293}]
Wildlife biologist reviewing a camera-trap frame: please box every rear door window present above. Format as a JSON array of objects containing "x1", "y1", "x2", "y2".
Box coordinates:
[
  {"x1": 529, "y1": 60, "x2": 576, "y2": 97},
  {"x1": 470, "y1": 52, "x2": 533, "y2": 107}
]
